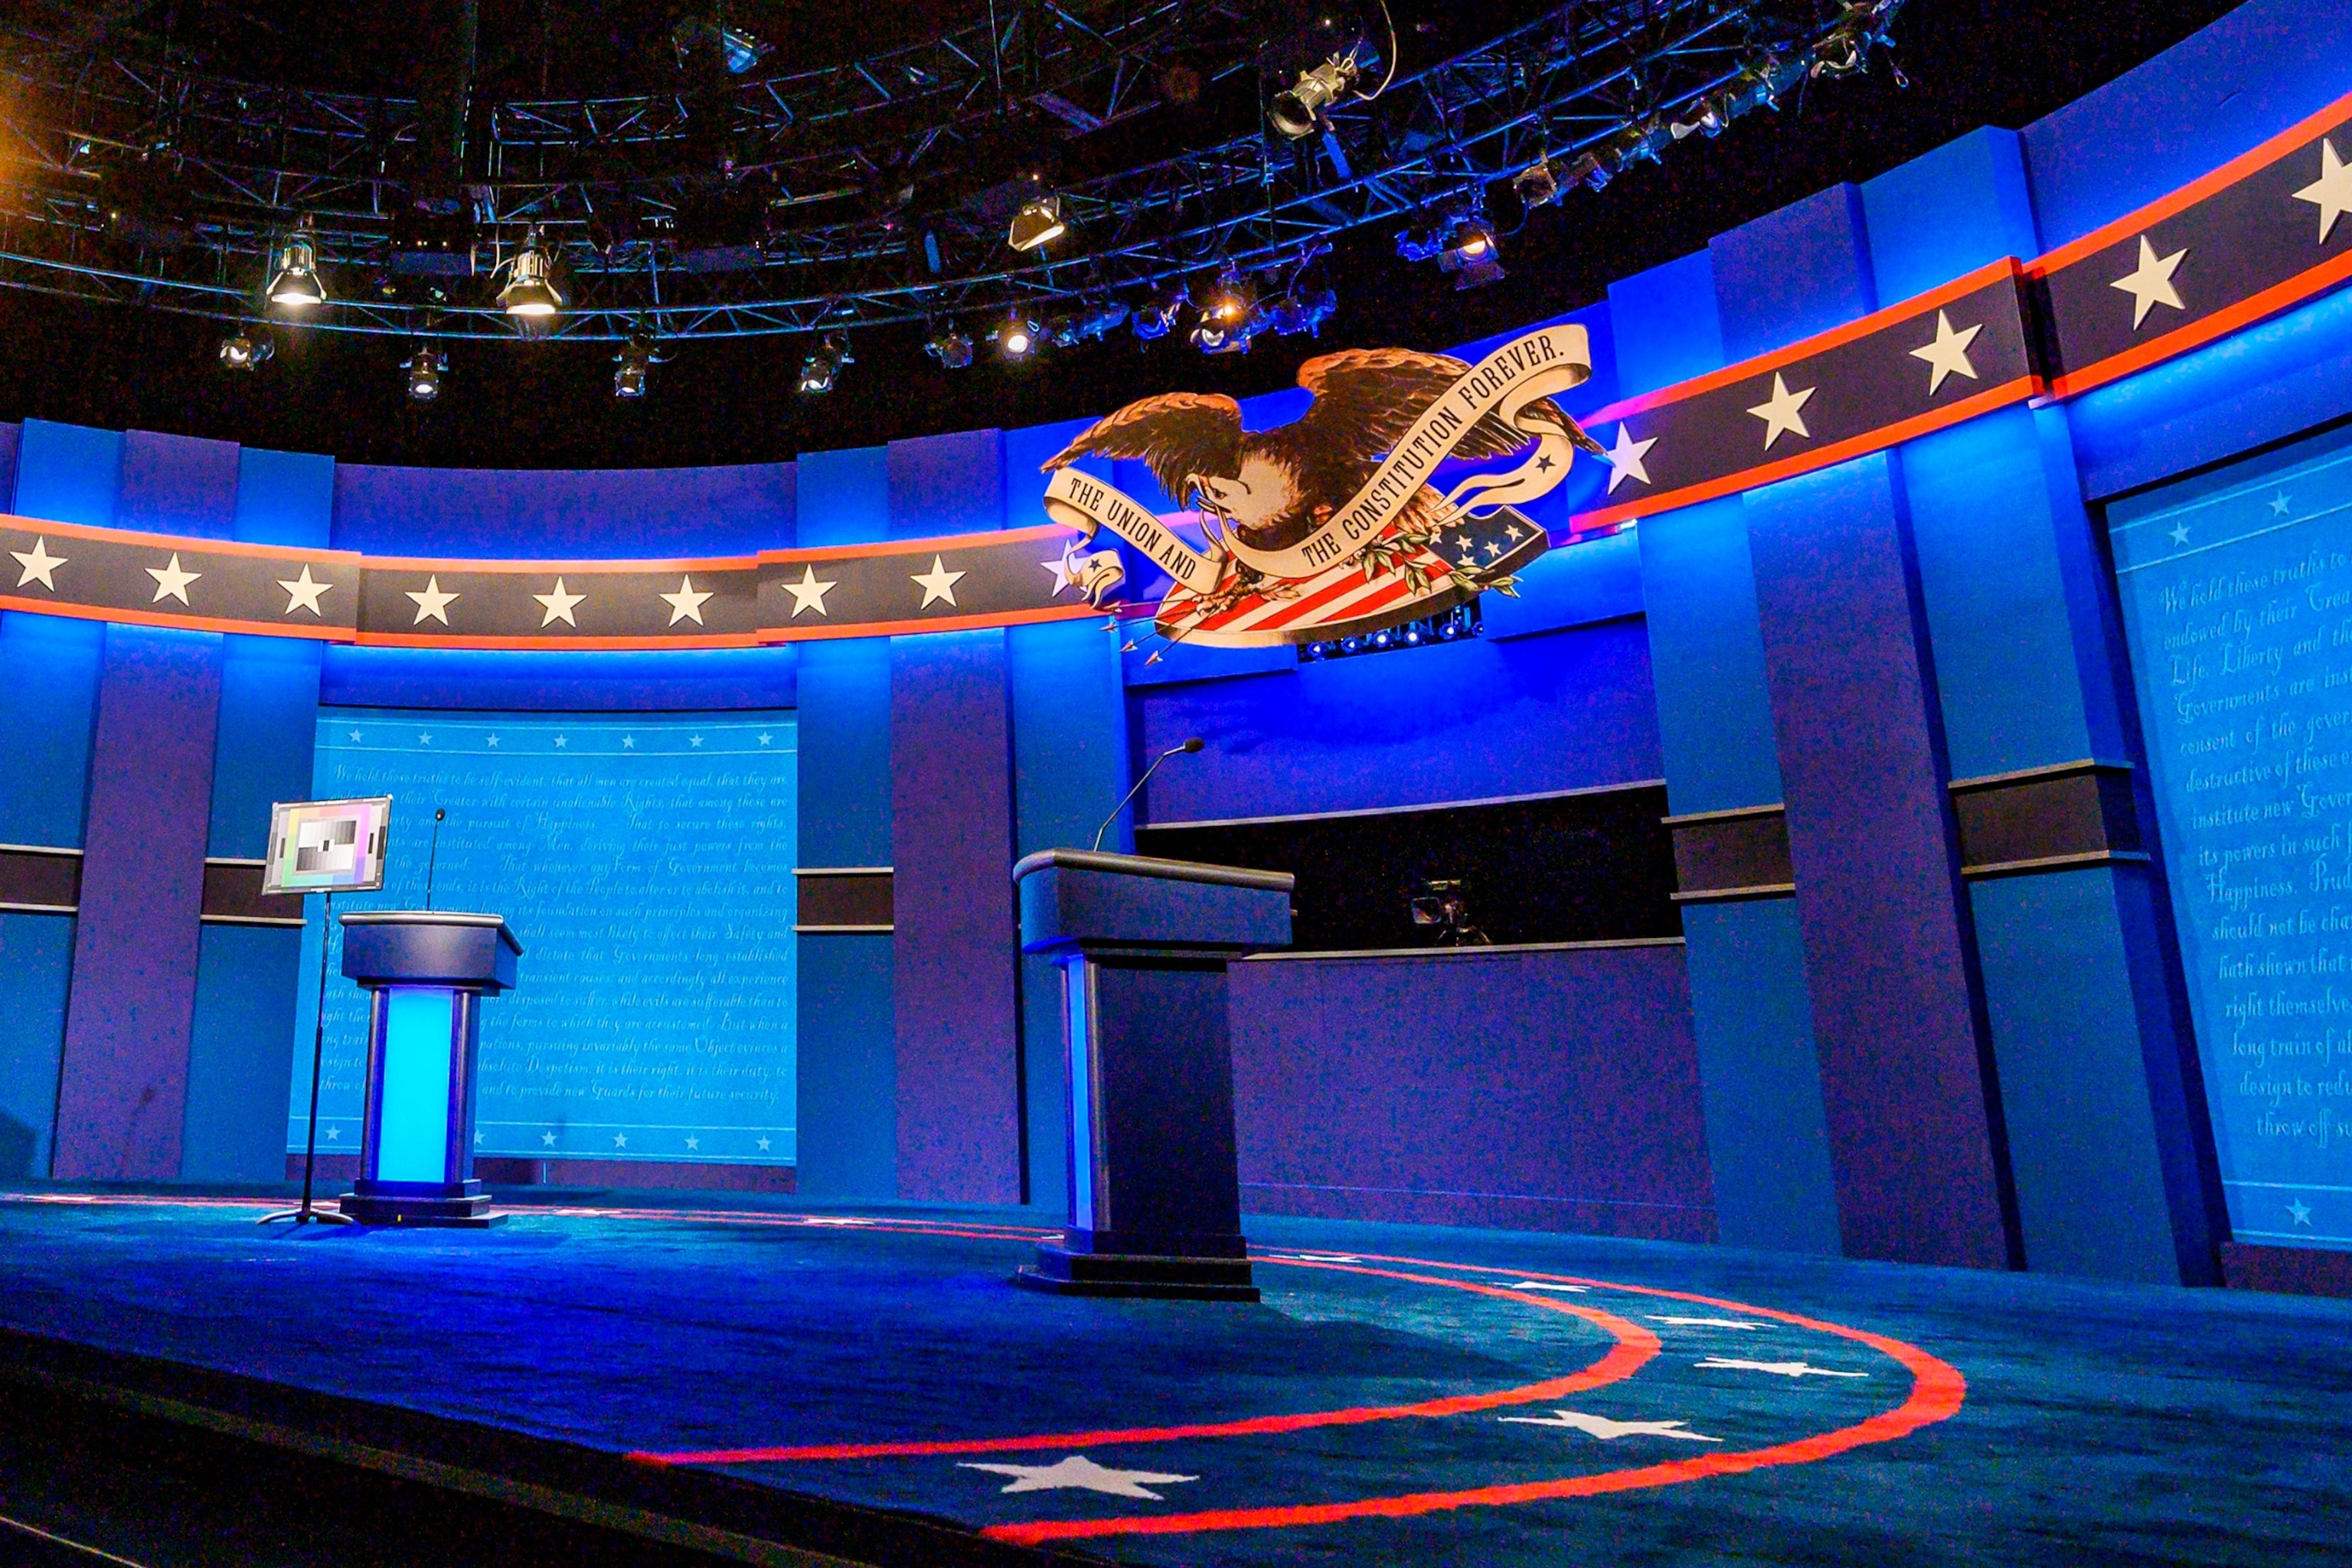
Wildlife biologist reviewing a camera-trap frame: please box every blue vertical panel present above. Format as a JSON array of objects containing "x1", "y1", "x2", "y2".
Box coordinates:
[
  {"x1": 185, "y1": 447, "x2": 335, "y2": 1181},
  {"x1": 1010, "y1": 616, "x2": 1129, "y2": 1211},
  {"x1": 1858, "y1": 129, "x2": 2039, "y2": 304},
  {"x1": 0, "y1": 423, "x2": 21, "y2": 500},
  {"x1": 0, "y1": 423, "x2": 121, "y2": 1178},
  {"x1": 0, "y1": 916, "x2": 73, "y2": 1178},
  {"x1": 794, "y1": 445, "x2": 897, "y2": 1199},
  {"x1": 377, "y1": 988, "x2": 456, "y2": 1181},
  {"x1": 887, "y1": 429, "x2": 1002, "y2": 539},
  {"x1": 1708, "y1": 184, "x2": 1875, "y2": 361},
  {"x1": 1613, "y1": 251, "x2": 1838, "y2": 1253},
  {"x1": 1868, "y1": 126, "x2": 2220, "y2": 1279},
  {"x1": 1744, "y1": 457, "x2": 2014, "y2": 1269},
  {"x1": 892, "y1": 629, "x2": 1020, "y2": 1204}
]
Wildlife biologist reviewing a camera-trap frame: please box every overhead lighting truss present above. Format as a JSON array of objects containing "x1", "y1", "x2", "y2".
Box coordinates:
[{"x1": 0, "y1": 1, "x2": 1904, "y2": 342}]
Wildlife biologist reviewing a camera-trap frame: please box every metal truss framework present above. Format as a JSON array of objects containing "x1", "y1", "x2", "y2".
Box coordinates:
[{"x1": 0, "y1": 1, "x2": 1896, "y2": 342}]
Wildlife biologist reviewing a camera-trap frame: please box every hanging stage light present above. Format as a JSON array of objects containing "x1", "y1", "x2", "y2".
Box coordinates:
[
  {"x1": 1198, "y1": 265, "x2": 1253, "y2": 326},
  {"x1": 217, "y1": 328, "x2": 273, "y2": 371},
  {"x1": 994, "y1": 311, "x2": 1038, "y2": 361},
  {"x1": 1438, "y1": 217, "x2": 1504, "y2": 289},
  {"x1": 1008, "y1": 194, "x2": 1066, "y2": 253},
  {"x1": 1269, "y1": 53, "x2": 1361, "y2": 140},
  {"x1": 613, "y1": 331, "x2": 665, "y2": 398},
  {"x1": 797, "y1": 335, "x2": 851, "y2": 394},
  {"x1": 264, "y1": 220, "x2": 326, "y2": 309},
  {"x1": 497, "y1": 227, "x2": 565, "y2": 318},
  {"x1": 1394, "y1": 217, "x2": 1449, "y2": 263},
  {"x1": 1131, "y1": 285, "x2": 1186, "y2": 341},
  {"x1": 925, "y1": 325, "x2": 975, "y2": 369},
  {"x1": 1511, "y1": 158, "x2": 1560, "y2": 211},
  {"x1": 403, "y1": 345, "x2": 446, "y2": 402}
]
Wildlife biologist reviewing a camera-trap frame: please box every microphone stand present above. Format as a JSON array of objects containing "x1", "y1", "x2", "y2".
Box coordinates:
[
  {"x1": 1092, "y1": 740, "x2": 1204, "y2": 853},
  {"x1": 258, "y1": 887, "x2": 354, "y2": 1226}
]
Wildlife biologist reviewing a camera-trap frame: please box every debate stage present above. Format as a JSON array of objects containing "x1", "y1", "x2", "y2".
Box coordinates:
[{"x1": 0, "y1": 1191, "x2": 2342, "y2": 1566}]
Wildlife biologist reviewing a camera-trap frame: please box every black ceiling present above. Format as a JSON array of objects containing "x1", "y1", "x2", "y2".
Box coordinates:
[{"x1": 0, "y1": 0, "x2": 2245, "y2": 472}]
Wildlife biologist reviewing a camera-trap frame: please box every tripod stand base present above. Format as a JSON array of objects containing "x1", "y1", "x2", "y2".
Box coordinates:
[{"x1": 254, "y1": 1207, "x2": 356, "y2": 1227}]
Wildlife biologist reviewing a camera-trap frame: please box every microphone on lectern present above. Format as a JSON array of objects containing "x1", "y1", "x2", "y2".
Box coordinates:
[
  {"x1": 424, "y1": 807, "x2": 447, "y2": 911},
  {"x1": 1091, "y1": 738, "x2": 1205, "y2": 853}
]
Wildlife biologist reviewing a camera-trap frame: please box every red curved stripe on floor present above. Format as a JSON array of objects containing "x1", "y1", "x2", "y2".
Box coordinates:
[
  {"x1": 981, "y1": 1254, "x2": 1968, "y2": 1545},
  {"x1": 628, "y1": 1266, "x2": 1655, "y2": 1465}
]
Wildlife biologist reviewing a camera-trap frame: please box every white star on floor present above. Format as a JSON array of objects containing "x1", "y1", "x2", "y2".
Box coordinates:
[
  {"x1": 1908, "y1": 310, "x2": 1983, "y2": 397},
  {"x1": 541, "y1": 1131, "x2": 556, "y2": 1146},
  {"x1": 2272, "y1": 492, "x2": 2292, "y2": 517},
  {"x1": 1604, "y1": 423, "x2": 1656, "y2": 493},
  {"x1": 407, "y1": 576, "x2": 459, "y2": 626},
  {"x1": 1697, "y1": 1357, "x2": 1867, "y2": 1379},
  {"x1": 146, "y1": 553, "x2": 201, "y2": 605},
  {"x1": 2170, "y1": 522, "x2": 2191, "y2": 545},
  {"x1": 1507, "y1": 1280, "x2": 1589, "y2": 1293},
  {"x1": 2293, "y1": 136, "x2": 2352, "y2": 243},
  {"x1": 959, "y1": 1455, "x2": 1199, "y2": 1500},
  {"x1": 612, "y1": 1132, "x2": 628, "y2": 1148},
  {"x1": 276, "y1": 564, "x2": 332, "y2": 616},
  {"x1": 2288, "y1": 1198, "x2": 2314, "y2": 1227},
  {"x1": 1042, "y1": 554, "x2": 1075, "y2": 594},
  {"x1": 2111, "y1": 234, "x2": 2187, "y2": 328},
  {"x1": 684, "y1": 1135, "x2": 700, "y2": 1151},
  {"x1": 1746, "y1": 372, "x2": 1815, "y2": 449},
  {"x1": 535, "y1": 577, "x2": 586, "y2": 626},
  {"x1": 912, "y1": 555, "x2": 966, "y2": 608},
  {"x1": 661, "y1": 574, "x2": 714, "y2": 626},
  {"x1": 11, "y1": 537, "x2": 65, "y2": 590},
  {"x1": 1500, "y1": 1410, "x2": 1721, "y2": 1442},
  {"x1": 1651, "y1": 1316, "x2": 1765, "y2": 1330},
  {"x1": 782, "y1": 564, "x2": 836, "y2": 617}
]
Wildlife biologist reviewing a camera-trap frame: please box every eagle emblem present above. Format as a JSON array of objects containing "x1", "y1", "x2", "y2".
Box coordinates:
[{"x1": 1039, "y1": 338, "x2": 1605, "y2": 648}]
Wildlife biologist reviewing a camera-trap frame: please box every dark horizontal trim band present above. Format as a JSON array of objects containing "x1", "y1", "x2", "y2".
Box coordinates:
[
  {"x1": 792, "y1": 923, "x2": 894, "y2": 934},
  {"x1": 1949, "y1": 757, "x2": 2134, "y2": 792},
  {"x1": 1671, "y1": 883, "x2": 1797, "y2": 904},
  {"x1": 1150, "y1": 778, "x2": 1667, "y2": 831},
  {"x1": 1660, "y1": 802, "x2": 1785, "y2": 827},
  {"x1": 1963, "y1": 849, "x2": 2152, "y2": 880},
  {"x1": 1247, "y1": 936, "x2": 1684, "y2": 961}
]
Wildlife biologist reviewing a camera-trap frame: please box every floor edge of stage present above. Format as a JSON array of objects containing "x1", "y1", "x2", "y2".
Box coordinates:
[{"x1": 0, "y1": 1324, "x2": 1086, "y2": 1568}]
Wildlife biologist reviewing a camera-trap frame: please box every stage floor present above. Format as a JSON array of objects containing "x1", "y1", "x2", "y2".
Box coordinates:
[{"x1": 0, "y1": 1191, "x2": 2344, "y2": 1566}]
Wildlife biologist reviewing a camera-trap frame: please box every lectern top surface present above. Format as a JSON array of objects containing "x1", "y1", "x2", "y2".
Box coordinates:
[
  {"x1": 339, "y1": 910, "x2": 524, "y2": 955},
  {"x1": 1012, "y1": 847, "x2": 1293, "y2": 893}
]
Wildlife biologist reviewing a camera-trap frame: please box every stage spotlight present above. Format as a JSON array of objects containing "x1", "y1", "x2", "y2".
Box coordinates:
[
  {"x1": 995, "y1": 311, "x2": 1039, "y2": 361},
  {"x1": 1008, "y1": 194, "x2": 1067, "y2": 252},
  {"x1": 1394, "y1": 218, "x2": 1449, "y2": 263},
  {"x1": 797, "y1": 335, "x2": 851, "y2": 394},
  {"x1": 1439, "y1": 218, "x2": 1504, "y2": 289},
  {"x1": 217, "y1": 328, "x2": 273, "y2": 371},
  {"x1": 671, "y1": 13, "x2": 772, "y2": 74},
  {"x1": 1198, "y1": 265, "x2": 1253, "y2": 325},
  {"x1": 1132, "y1": 286, "x2": 1186, "y2": 341},
  {"x1": 1266, "y1": 250, "x2": 1337, "y2": 336},
  {"x1": 1269, "y1": 53, "x2": 1361, "y2": 140},
  {"x1": 1511, "y1": 158, "x2": 1560, "y2": 211},
  {"x1": 613, "y1": 331, "x2": 665, "y2": 398},
  {"x1": 403, "y1": 345, "x2": 446, "y2": 402},
  {"x1": 265, "y1": 220, "x2": 327, "y2": 309},
  {"x1": 1671, "y1": 96, "x2": 1730, "y2": 139},
  {"x1": 497, "y1": 227, "x2": 564, "y2": 318},
  {"x1": 1565, "y1": 150, "x2": 1612, "y2": 191},
  {"x1": 925, "y1": 325, "x2": 975, "y2": 368}
]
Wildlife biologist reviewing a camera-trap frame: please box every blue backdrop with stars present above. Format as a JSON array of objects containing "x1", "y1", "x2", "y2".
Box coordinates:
[
  {"x1": 2113, "y1": 419, "x2": 2352, "y2": 1251},
  {"x1": 287, "y1": 710, "x2": 799, "y2": 1167}
]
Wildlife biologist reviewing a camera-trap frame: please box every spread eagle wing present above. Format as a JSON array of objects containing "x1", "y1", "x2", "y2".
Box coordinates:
[
  {"x1": 1040, "y1": 393, "x2": 1245, "y2": 509},
  {"x1": 1292, "y1": 348, "x2": 1606, "y2": 462}
]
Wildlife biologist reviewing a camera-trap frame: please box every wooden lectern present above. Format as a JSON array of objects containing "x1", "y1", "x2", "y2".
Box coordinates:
[
  {"x1": 335, "y1": 911, "x2": 522, "y2": 1228},
  {"x1": 1011, "y1": 849, "x2": 1293, "y2": 1301}
]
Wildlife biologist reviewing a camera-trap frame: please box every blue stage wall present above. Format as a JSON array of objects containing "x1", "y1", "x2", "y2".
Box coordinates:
[{"x1": 7, "y1": 1, "x2": 2350, "y2": 1287}]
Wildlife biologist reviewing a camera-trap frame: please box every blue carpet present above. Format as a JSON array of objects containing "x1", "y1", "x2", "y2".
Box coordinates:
[{"x1": 0, "y1": 1191, "x2": 2343, "y2": 1566}]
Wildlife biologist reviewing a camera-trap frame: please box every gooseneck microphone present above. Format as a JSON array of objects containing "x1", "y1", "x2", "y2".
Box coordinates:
[
  {"x1": 1091, "y1": 738, "x2": 1205, "y2": 853},
  {"x1": 423, "y1": 807, "x2": 446, "y2": 911}
]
